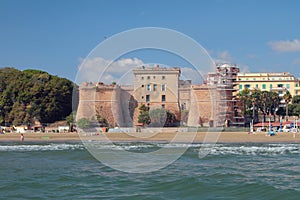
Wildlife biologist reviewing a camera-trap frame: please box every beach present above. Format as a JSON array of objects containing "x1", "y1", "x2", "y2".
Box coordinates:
[{"x1": 1, "y1": 131, "x2": 300, "y2": 143}]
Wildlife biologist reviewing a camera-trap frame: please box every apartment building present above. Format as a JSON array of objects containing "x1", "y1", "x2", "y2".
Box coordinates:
[{"x1": 236, "y1": 72, "x2": 300, "y2": 97}]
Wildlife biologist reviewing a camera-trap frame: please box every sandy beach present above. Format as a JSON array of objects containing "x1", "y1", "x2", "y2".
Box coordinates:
[{"x1": 1, "y1": 131, "x2": 300, "y2": 143}]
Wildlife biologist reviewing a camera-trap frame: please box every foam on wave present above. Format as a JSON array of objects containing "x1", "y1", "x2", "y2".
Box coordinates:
[{"x1": 0, "y1": 143, "x2": 85, "y2": 152}]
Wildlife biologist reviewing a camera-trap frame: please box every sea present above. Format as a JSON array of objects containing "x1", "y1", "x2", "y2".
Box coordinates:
[{"x1": 1, "y1": 142, "x2": 300, "y2": 200}]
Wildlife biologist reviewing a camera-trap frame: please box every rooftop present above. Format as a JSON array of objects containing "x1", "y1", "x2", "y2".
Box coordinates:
[
  {"x1": 133, "y1": 64, "x2": 181, "y2": 72},
  {"x1": 237, "y1": 72, "x2": 293, "y2": 77}
]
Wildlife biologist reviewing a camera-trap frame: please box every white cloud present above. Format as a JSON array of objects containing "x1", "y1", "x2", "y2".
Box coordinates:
[
  {"x1": 76, "y1": 57, "x2": 144, "y2": 85},
  {"x1": 268, "y1": 39, "x2": 300, "y2": 52},
  {"x1": 181, "y1": 67, "x2": 205, "y2": 84},
  {"x1": 213, "y1": 50, "x2": 234, "y2": 64}
]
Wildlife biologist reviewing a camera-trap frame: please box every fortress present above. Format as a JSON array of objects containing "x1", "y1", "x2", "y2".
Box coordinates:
[{"x1": 76, "y1": 64, "x2": 241, "y2": 128}]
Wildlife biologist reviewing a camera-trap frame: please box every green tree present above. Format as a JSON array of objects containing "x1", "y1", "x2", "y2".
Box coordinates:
[
  {"x1": 237, "y1": 89, "x2": 280, "y2": 123},
  {"x1": 283, "y1": 90, "x2": 292, "y2": 121},
  {"x1": 289, "y1": 95, "x2": 300, "y2": 116},
  {"x1": 250, "y1": 89, "x2": 261, "y2": 122},
  {"x1": 292, "y1": 95, "x2": 300, "y2": 104},
  {"x1": 66, "y1": 112, "x2": 75, "y2": 132},
  {"x1": 149, "y1": 108, "x2": 177, "y2": 127},
  {"x1": 77, "y1": 118, "x2": 90, "y2": 129},
  {"x1": 0, "y1": 67, "x2": 75, "y2": 125},
  {"x1": 258, "y1": 91, "x2": 280, "y2": 122},
  {"x1": 137, "y1": 104, "x2": 150, "y2": 125},
  {"x1": 149, "y1": 108, "x2": 167, "y2": 127},
  {"x1": 237, "y1": 88, "x2": 252, "y2": 116}
]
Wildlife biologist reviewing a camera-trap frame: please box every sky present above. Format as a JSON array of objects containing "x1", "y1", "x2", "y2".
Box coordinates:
[{"x1": 1, "y1": 0, "x2": 300, "y2": 84}]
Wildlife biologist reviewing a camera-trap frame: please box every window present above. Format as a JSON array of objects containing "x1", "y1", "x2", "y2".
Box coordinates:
[
  {"x1": 147, "y1": 76, "x2": 150, "y2": 80},
  {"x1": 246, "y1": 78, "x2": 249, "y2": 80},
  {"x1": 153, "y1": 76, "x2": 156, "y2": 79},
  {"x1": 253, "y1": 78, "x2": 256, "y2": 81},
  {"x1": 146, "y1": 95, "x2": 150, "y2": 102},
  {"x1": 296, "y1": 91, "x2": 298, "y2": 95},
  {"x1": 161, "y1": 104, "x2": 165, "y2": 109},
  {"x1": 147, "y1": 84, "x2": 151, "y2": 91},
  {"x1": 153, "y1": 84, "x2": 157, "y2": 91},
  {"x1": 141, "y1": 76, "x2": 144, "y2": 80},
  {"x1": 286, "y1": 84, "x2": 290, "y2": 89},
  {"x1": 162, "y1": 84, "x2": 166, "y2": 91},
  {"x1": 256, "y1": 84, "x2": 258, "y2": 89},
  {"x1": 244, "y1": 84, "x2": 250, "y2": 89},
  {"x1": 270, "y1": 84, "x2": 272, "y2": 89},
  {"x1": 262, "y1": 84, "x2": 266, "y2": 90},
  {"x1": 278, "y1": 84, "x2": 283, "y2": 87},
  {"x1": 239, "y1": 85, "x2": 242, "y2": 90},
  {"x1": 141, "y1": 84, "x2": 144, "y2": 88},
  {"x1": 162, "y1": 76, "x2": 165, "y2": 80},
  {"x1": 162, "y1": 95, "x2": 166, "y2": 102},
  {"x1": 296, "y1": 83, "x2": 299, "y2": 87}
]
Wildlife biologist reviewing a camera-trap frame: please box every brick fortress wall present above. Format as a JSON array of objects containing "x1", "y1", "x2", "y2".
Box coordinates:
[{"x1": 76, "y1": 82, "x2": 229, "y2": 128}]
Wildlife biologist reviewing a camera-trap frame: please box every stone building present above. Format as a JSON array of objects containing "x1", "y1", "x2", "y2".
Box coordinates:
[
  {"x1": 132, "y1": 65, "x2": 181, "y2": 115},
  {"x1": 76, "y1": 64, "x2": 239, "y2": 128}
]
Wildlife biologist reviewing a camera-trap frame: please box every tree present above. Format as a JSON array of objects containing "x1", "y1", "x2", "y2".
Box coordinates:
[
  {"x1": 237, "y1": 88, "x2": 252, "y2": 116},
  {"x1": 268, "y1": 91, "x2": 280, "y2": 115},
  {"x1": 0, "y1": 67, "x2": 75, "y2": 125},
  {"x1": 149, "y1": 108, "x2": 177, "y2": 127},
  {"x1": 292, "y1": 95, "x2": 300, "y2": 104},
  {"x1": 283, "y1": 90, "x2": 292, "y2": 121},
  {"x1": 76, "y1": 118, "x2": 90, "y2": 129},
  {"x1": 66, "y1": 112, "x2": 75, "y2": 132},
  {"x1": 137, "y1": 104, "x2": 150, "y2": 125},
  {"x1": 149, "y1": 108, "x2": 167, "y2": 127},
  {"x1": 237, "y1": 89, "x2": 280, "y2": 123},
  {"x1": 250, "y1": 89, "x2": 261, "y2": 122},
  {"x1": 289, "y1": 95, "x2": 300, "y2": 116},
  {"x1": 257, "y1": 91, "x2": 280, "y2": 122}
]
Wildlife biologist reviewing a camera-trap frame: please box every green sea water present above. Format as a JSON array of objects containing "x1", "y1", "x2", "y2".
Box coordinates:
[{"x1": 0, "y1": 142, "x2": 300, "y2": 199}]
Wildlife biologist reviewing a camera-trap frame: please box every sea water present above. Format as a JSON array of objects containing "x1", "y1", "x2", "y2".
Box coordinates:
[{"x1": 0, "y1": 142, "x2": 300, "y2": 199}]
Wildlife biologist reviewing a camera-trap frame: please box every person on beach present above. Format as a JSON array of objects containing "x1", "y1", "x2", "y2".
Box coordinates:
[{"x1": 20, "y1": 133, "x2": 24, "y2": 142}]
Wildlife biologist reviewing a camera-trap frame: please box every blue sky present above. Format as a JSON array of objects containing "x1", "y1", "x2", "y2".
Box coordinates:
[{"x1": 1, "y1": 0, "x2": 300, "y2": 83}]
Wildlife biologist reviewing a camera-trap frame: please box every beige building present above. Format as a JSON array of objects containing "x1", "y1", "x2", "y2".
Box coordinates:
[
  {"x1": 236, "y1": 72, "x2": 300, "y2": 97},
  {"x1": 132, "y1": 65, "x2": 181, "y2": 113}
]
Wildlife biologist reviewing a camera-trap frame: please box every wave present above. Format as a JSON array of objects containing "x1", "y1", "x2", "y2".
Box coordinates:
[
  {"x1": 196, "y1": 143, "x2": 300, "y2": 156},
  {"x1": 1, "y1": 142, "x2": 300, "y2": 155},
  {"x1": 82, "y1": 142, "x2": 300, "y2": 155},
  {"x1": 0, "y1": 143, "x2": 85, "y2": 152}
]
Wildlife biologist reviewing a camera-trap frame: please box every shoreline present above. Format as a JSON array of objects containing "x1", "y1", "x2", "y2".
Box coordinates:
[{"x1": 1, "y1": 131, "x2": 300, "y2": 144}]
